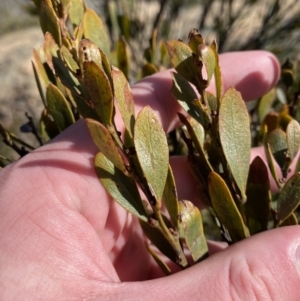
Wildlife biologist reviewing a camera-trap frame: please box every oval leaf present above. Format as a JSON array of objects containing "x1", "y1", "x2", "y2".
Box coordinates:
[
  {"x1": 69, "y1": 0, "x2": 85, "y2": 26},
  {"x1": 99, "y1": 48, "x2": 113, "y2": 88},
  {"x1": 83, "y1": 8, "x2": 111, "y2": 58},
  {"x1": 78, "y1": 39, "x2": 103, "y2": 73},
  {"x1": 31, "y1": 55, "x2": 47, "y2": 107},
  {"x1": 32, "y1": 48, "x2": 50, "y2": 88},
  {"x1": 279, "y1": 212, "x2": 298, "y2": 226},
  {"x1": 211, "y1": 40, "x2": 222, "y2": 106},
  {"x1": 145, "y1": 243, "x2": 171, "y2": 275},
  {"x1": 208, "y1": 171, "x2": 250, "y2": 242},
  {"x1": 111, "y1": 66, "x2": 135, "y2": 139},
  {"x1": 95, "y1": 152, "x2": 147, "y2": 221},
  {"x1": 142, "y1": 62, "x2": 158, "y2": 77},
  {"x1": 162, "y1": 165, "x2": 180, "y2": 228},
  {"x1": 116, "y1": 37, "x2": 130, "y2": 79},
  {"x1": 40, "y1": 109, "x2": 59, "y2": 140},
  {"x1": 86, "y1": 119, "x2": 125, "y2": 172},
  {"x1": 167, "y1": 40, "x2": 198, "y2": 85},
  {"x1": 245, "y1": 156, "x2": 271, "y2": 234},
  {"x1": 258, "y1": 88, "x2": 276, "y2": 123},
  {"x1": 70, "y1": 90, "x2": 100, "y2": 121},
  {"x1": 219, "y1": 87, "x2": 251, "y2": 200},
  {"x1": 46, "y1": 83, "x2": 75, "y2": 132},
  {"x1": 39, "y1": 0, "x2": 62, "y2": 46},
  {"x1": 178, "y1": 113, "x2": 213, "y2": 176},
  {"x1": 207, "y1": 91, "x2": 218, "y2": 112},
  {"x1": 60, "y1": 45, "x2": 79, "y2": 73},
  {"x1": 171, "y1": 72, "x2": 210, "y2": 128},
  {"x1": 267, "y1": 128, "x2": 288, "y2": 170},
  {"x1": 83, "y1": 61, "x2": 114, "y2": 126},
  {"x1": 277, "y1": 173, "x2": 300, "y2": 224},
  {"x1": 134, "y1": 106, "x2": 169, "y2": 204},
  {"x1": 287, "y1": 119, "x2": 300, "y2": 160},
  {"x1": 262, "y1": 125, "x2": 281, "y2": 189},
  {"x1": 199, "y1": 45, "x2": 216, "y2": 86},
  {"x1": 140, "y1": 218, "x2": 179, "y2": 264},
  {"x1": 179, "y1": 200, "x2": 208, "y2": 262},
  {"x1": 188, "y1": 29, "x2": 204, "y2": 54}
]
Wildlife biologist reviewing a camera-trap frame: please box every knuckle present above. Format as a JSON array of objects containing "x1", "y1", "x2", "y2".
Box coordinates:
[{"x1": 225, "y1": 256, "x2": 278, "y2": 301}]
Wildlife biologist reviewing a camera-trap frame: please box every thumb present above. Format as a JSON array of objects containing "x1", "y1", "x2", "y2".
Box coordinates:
[{"x1": 113, "y1": 226, "x2": 300, "y2": 300}]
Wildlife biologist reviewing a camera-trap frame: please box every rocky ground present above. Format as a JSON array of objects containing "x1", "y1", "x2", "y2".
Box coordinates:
[
  {"x1": 0, "y1": 27, "x2": 44, "y2": 160},
  {"x1": 0, "y1": 0, "x2": 105, "y2": 161}
]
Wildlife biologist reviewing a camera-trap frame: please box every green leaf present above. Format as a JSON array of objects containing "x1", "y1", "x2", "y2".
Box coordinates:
[
  {"x1": 111, "y1": 66, "x2": 135, "y2": 139},
  {"x1": 208, "y1": 171, "x2": 250, "y2": 242},
  {"x1": 140, "y1": 218, "x2": 179, "y2": 264},
  {"x1": 277, "y1": 173, "x2": 300, "y2": 224},
  {"x1": 86, "y1": 119, "x2": 125, "y2": 172},
  {"x1": 279, "y1": 212, "x2": 298, "y2": 226},
  {"x1": 294, "y1": 99, "x2": 300, "y2": 124},
  {"x1": 245, "y1": 156, "x2": 271, "y2": 234},
  {"x1": 99, "y1": 48, "x2": 113, "y2": 89},
  {"x1": 40, "y1": 109, "x2": 59, "y2": 140},
  {"x1": 61, "y1": 0, "x2": 71, "y2": 10},
  {"x1": 83, "y1": 61, "x2": 114, "y2": 126},
  {"x1": 160, "y1": 41, "x2": 169, "y2": 66},
  {"x1": 70, "y1": 90, "x2": 100, "y2": 121},
  {"x1": 179, "y1": 200, "x2": 208, "y2": 262},
  {"x1": 83, "y1": 8, "x2": 111, "y2": 58},
  {"x1": 117, "y1": 14, "x2": 131, "y2": 40},
  {"x1": 286, "y1": 119, "x2": 300, "y2": 161},
  {"x1": 60, "y1": 45, "x2": 79, "y2": 73},
  {"x1": 188, "y1": 29, "x2": 204, "y2": 54},
  {"x1": 171, "y1": 72, "x2": 211, "y2": 129},
  {"x1": 278, "y1": 112, "x2": 293, "y2": 131},
  {"x1": 69, "y1": 0, "x2": 85, "y2": 25},
  {"x1": 281, "y1": 59, "x2": 294, "y2": 88},
  {"x1": 199, "y1": 45, "x2": 216, "y2": 86},
  {"x1": 206, "y1": 91, "x2": 218, "y2": 112},
  {"x1": 145, "y1": 243, "x2": 171, "y2": 275},
  {"x1": 189, "y1": 116, "x2": 205, "y2": 146},
  {"x1": 296, "y1": 156, "x2": 300, "y2": 173},
  {"x1": 162, "y1": 166, "x2": 180, "y2": 228},
  {"x1": 78, "y1": 39, "x2": 103, "y2": 73},
  {"x1": 178, "y1": 113, "x2": 213, "y2": 176},
  {"x1": 189, "y1": 164, "x2": 212, "y2": 209},
  {"x1": 211, "y1": 40, "x2": 222, "y2": 106},
  {"x1": 31, "y1": 56, "x2": 47, "y2": 107},
  {"x1": 46, "y1": 83, "x2": 75, "y2": 132},
  {"x1": 134, "y1": 106, "x2": 169, "y2": 205},
  {"x1": 32, "y1": 48, "x2": 50, "y2": 88},
  {"x1": 73, "y1": 23, "x2": 84, "y2": 41},
  {"x1": 167, "y1": 40, "x2": 198, "y2": 85},
  {"x1": 142, "y1": 63, "x2": 158, "y2": 77},
  {"x1": 43, "y1": 31, "x2": 60, "y2": 73},
  {"x1": 43, "y1": 33, "x2": 79, "y2": 92},
  {"x1": 95, "y1": 152, "x2": 147, "y2": 221},
  {"x1": 267, "y1": 128, "x2": 288, "y2": 171},
  {"x1": 39, "y1": 0, "x2": 62, "y2": 46},
  {"x1": 32, "y1": 0, "x2": 42, "y2": 10},
  {"x1": 116, "y1": 37, "x2": 130, "y2": 79},
  {"x1": 263, "y1": 128, "x2": 281, "y2": 188},
  {"x1": 258, "y1": 88, "x2": 276, "y2": 123},
  {"x1": 219, "y1": 87, "x2": 251, "y2": 201},
  {"x1": 263, "y1": 112, "x2": 279, "y2": 133}
]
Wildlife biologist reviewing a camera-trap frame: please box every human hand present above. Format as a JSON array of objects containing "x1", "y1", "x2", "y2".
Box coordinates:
[{"x1": 1, "y1": 51, "x2": 300, "y2": 301}]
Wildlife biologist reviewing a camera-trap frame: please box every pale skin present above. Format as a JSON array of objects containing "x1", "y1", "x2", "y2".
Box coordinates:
[{"x1": 1, "y1": 51, "x2": 300, "y2": 300}]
